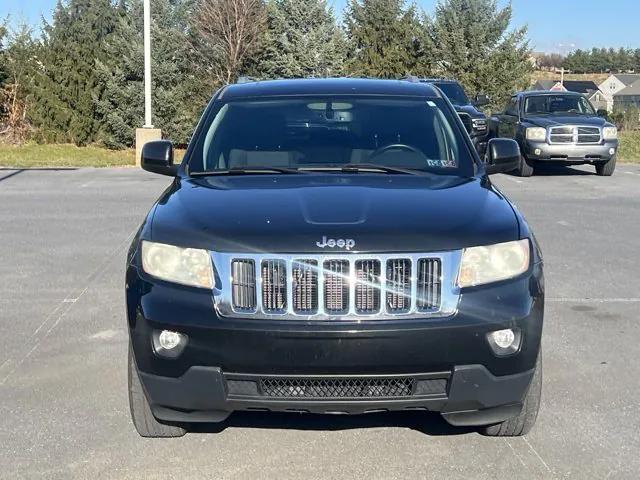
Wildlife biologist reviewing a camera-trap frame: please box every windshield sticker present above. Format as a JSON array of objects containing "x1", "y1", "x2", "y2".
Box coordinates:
[{"x1": 427, "y1": 159, "x2": 456, "y2": 168}]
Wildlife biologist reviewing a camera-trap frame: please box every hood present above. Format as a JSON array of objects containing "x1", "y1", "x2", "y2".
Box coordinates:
[
  {"x1": 454, "y1": 104, "x2": 486, "y2": 119},
  {"x1": 523, "y1": 114, "x2": 607, "y2": 128},
  {"x1": 149, "y1": 174, "x2": 519, "y2": 253}
]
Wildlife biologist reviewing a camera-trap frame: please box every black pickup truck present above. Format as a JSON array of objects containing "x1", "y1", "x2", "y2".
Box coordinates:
[
  {"x1": 127, "y1": 78, "x2": 544, "y2": 438},
  {"x1": 488, "y1": 91, "x2": 619, "y2": 176},
  {"x1": 416, "y1": 78, "x2": 490, "y2": 155}
]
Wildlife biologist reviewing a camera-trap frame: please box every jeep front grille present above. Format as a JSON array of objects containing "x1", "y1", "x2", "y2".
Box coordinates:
[
  {"x1": 549, "y1": 125, "x2": 601, "y2": 145},
  {"x1": 219, "y1": 252, "x2": 459, "y2": 320}
]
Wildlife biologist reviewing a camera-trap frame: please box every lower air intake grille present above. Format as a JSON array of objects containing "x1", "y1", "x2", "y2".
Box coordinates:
[
  {"x1": 260, "y1": 377, "x2": 415, "y2": 398},
  {"x1": 232, "y1": 259, "x2": 256, "y2": 311}
]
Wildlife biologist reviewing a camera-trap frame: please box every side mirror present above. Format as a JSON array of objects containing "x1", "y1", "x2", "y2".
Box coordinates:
[
  {"x1": 485, "y1": 138, "x2": 520, "y2": 175},
  {"x1": 141, "y1": 140, "x2": 177, "y2": 176},
  {"x1": 474, "y1": 94, "x2": 490, "y2": 107},
  {"x1": 596, "y1": 109, "x2": 608, "y2": 118}
]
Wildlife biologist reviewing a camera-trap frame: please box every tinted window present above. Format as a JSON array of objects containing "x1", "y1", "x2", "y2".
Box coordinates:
[
  {"x1": 433, "y1": 82, "x2": 469, "y2": 106},
  {"x1": 190, "y1": 96, "x2": 475, "y2": 177},
  {"x1": 523, "y1": 95, "x2": 596, "y2": 115}
]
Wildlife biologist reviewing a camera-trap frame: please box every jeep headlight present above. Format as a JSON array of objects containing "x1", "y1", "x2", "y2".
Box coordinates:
[
  {"x1": 457, "y1": 239, "x2": 530, "y2": 288},
  {"x1": 141, "y1": 241, "x2": 213, "y2": 289},
  {"x1": 525, "y1": 127, "x2": 546, "y2": 141},
  {"x1": 602, "y1": 126, "x2": 617, "y2": 140}
]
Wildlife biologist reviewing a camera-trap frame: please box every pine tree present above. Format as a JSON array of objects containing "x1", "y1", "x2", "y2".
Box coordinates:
[
  {"x1": 426, "y1": 0, "x2": 532, "y2": 109},
  {"x1": 29, "y1": 0, "x2": 120, "y2": 145},
  {"x1": 343, "y1": 0, "x2": 422, "y2": 78},
  {"x1": 253, "y1": 0, "x2": 345, "y2": 79},
  {"x1": 97, "y1": 0, "x2": 204, "y2": 148}
]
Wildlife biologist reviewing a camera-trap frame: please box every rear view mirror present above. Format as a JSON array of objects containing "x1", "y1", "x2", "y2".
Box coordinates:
[
  {"x1": 474, "y1": 94, "x2": 490, "y2": 107},
  {"x1": 141, "y1": 140, "x2": 177, "y2": 176},
  {"x1": 485, "y1": 138, "x2": 520, "y2": 175}
]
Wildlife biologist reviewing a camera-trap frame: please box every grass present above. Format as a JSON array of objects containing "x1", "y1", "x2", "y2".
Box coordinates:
[
  {"x1": 0, "y1": 143, "x2": 185, "y2": 168},
  {"x1": 0, "y1": 134, "x2": 638, "y2": 168},
  {"x1": 619, "y1": 131, "x2": 640, "y2": 163}
]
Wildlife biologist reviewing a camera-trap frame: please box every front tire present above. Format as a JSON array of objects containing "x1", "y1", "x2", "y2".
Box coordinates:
[
  {"x1": 595, "y1": 156, "x2": 616, "y2": 176},
  {"x1": 128, "y1": 344, "x2": 186, "y2": 438},
  {"x1": 516, "y1": 155, "x2": 535, "y2": 177},
  {"x1": 481, "y1": 350, "x2": 542, "y2": 437}
]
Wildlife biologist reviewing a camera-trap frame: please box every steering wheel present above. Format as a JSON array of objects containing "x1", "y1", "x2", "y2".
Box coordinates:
[{"x1": 368, "y1": 144, "x2": 422, "y2": 161}]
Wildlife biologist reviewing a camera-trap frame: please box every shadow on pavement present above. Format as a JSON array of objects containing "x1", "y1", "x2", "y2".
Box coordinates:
[
  {"x1": 189, "y1": 410, "x2": 477, "y2": 437},
  {"x1": 508, "y1": 163, "x2": 594, "y2": 177},
  {"x1": 0, "y1": 167, "x2": 80, "y2": 182}
]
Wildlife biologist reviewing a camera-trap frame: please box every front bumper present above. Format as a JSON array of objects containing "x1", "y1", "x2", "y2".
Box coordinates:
[
  {"x1": 524, "y1": 139, "x2": 618, "y2": 163},
  {"x1": 126, "y1": 262, "x2": 544, "y2": 427}
]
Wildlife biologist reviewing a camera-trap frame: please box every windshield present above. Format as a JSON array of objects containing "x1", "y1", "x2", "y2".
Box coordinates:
[
  {"x1": 523, "y1": 95, "x2": 596, "y2": 115},
  {"x1": 190, "y1": 96, "x2": 474, "y2": 176},
  {"x1": 433, "y1": 83, "x2": 469, "y2": 106}
]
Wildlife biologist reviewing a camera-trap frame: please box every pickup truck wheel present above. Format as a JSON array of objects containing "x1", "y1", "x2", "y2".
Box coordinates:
[
  {"x1": 516, "y1": 155, "x2": 534, "y2": 177},
  {"x1": 481, "y1": 350, "x2": 542, "y2": 437},
  {"x1": 595, "y1": 156, "x2": 616, "y2": 176},
  {"x1": 128, "y1": 344, "x2": 186, "y2": 438}
]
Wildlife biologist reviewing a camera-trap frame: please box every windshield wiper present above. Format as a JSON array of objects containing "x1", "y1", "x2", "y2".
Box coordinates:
[
  {"x1": 300, "y1": 164, "x2": 424, "y2": 175},
  {"x1": 191, "y1": 166, "x2": 304, "y2": 176}
]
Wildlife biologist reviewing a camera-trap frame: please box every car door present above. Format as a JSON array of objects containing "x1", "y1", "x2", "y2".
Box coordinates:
[{"x1": 497, "y1": 96, "x2": 519, "y2": 139}]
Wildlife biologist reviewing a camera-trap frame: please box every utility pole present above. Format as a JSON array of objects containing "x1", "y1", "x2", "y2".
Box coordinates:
[
  {"x1": 135, "y1": 0, "x2": 162, "y2": 166},
  {"x1": 143, "y1": 0, "x2": 153, "y2": 128}
]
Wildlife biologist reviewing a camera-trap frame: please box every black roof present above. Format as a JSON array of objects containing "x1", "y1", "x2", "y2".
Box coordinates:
[{"x1": 220, "y1": 78, "x2": 442, "y2": 100}]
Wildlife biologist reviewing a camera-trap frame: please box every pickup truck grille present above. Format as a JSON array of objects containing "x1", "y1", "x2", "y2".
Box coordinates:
[
  {"x1": 548, "y1": 126, "x2": 601, "y2": 145},
  {"x1": 220, "y1": 253, "x2": 452, "y2": 320}
]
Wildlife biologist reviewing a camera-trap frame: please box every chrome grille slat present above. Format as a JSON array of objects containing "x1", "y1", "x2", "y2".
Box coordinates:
[
  {"x1": 386, "y1": 259, "x2": 411, "y2": 312},
  {"x1": 261, "y1": 259, "x2": 287, "y2": 312},
  {"x1": 355, "y1": 260, "x2": 381, "y2": 314},
  {"x1": 231, "y1": 259, "x2": 256, "y2": 311},
  {"x1": 220, "y1": 251, "x2": 461, "y2": 320},
  {"x1": 324, "y1": 260, "x2": 350, "y2": 313}
]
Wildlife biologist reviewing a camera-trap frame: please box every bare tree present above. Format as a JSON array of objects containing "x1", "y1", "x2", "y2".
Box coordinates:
[{"x1": 193, "y1": 0, "x2": 267, "y2": 86}]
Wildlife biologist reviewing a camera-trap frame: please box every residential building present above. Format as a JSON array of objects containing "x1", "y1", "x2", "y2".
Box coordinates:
[{"x1": 598, "y1": 74, "x2": 640, "y2": 112}]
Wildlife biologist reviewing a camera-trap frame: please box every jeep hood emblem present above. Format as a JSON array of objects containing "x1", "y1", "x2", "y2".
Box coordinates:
[{"x1": 316, "y1": 236, "x2": 356, "y2": 251}]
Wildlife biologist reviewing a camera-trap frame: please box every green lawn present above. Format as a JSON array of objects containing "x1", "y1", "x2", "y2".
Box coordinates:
[
  {"x1": 0, "y1": 143, "x2": 185, "y2": 168},
  {"x1": 619, "y1": 131, "x2": 640, "y2": 163}
]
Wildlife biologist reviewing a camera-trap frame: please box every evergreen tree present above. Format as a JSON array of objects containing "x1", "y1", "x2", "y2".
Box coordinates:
[
  {"x1": 29, "y1": 0, "x2": 120, "y2": 145},
  {"x1": 0, "y1": 23, "x2": 8, "y2": 88},
  {"x1": 426, "y1": 0, "x2": 532, "y2": 109},
  {"x1": 97, "y1": 0, "x2": 204, "y2": 148},
  {"x1": 343, "y1": 0, "x2": 423, "y2": 78},
  {"x1": 253, "y1": 0, "x2": 345, "y2": 79}
]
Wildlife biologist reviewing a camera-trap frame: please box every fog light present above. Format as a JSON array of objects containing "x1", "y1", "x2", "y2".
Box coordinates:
[
  {"x1": 487, "y1": 328, "x2": 521, "y2": 356},
  {"x1": 159, "y1": 330, "x2": 181, "y2": 350},
  {"x1": 153, "y1": 330, "x2": 188, "y2": 358},
  {"x1": 534, "y1": 148, "x2": 541, "y2": 156},
  {"x1": 609, "y1": 148, "x2": 615, "y2": 155}
]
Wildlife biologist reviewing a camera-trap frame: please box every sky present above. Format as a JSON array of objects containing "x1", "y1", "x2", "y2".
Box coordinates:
[{"x1": 1, "y1": 0, "x2": 638, "y2": 53}]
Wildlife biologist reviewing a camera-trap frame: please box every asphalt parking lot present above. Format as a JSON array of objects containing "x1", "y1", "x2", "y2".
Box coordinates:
[{"x1": 1, "y1": 163, "x2": 640, "y2": 479}]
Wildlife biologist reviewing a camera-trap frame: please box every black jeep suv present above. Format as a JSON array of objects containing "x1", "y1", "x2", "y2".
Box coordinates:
[
  {"x1": 489, "y1": 91, "x2": 619, "y2": 176},
  {"x1": 127, "y1": 78, "x2": 544, "y2": 438}
]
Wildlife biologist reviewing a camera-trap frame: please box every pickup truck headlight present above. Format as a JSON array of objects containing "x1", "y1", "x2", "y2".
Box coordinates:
[
  {"x1": 602, "y1": 126, "x2": 618, "y2": 140},
  {"x1": 525, "y1": 127, "x2": 546, "y2": 141},
  {"x1": 141, "y1": 241, "x2": 213, "y2": 289},
  {"x1": 457, "y1": 239, "x2": 530, "y2": 288}
]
